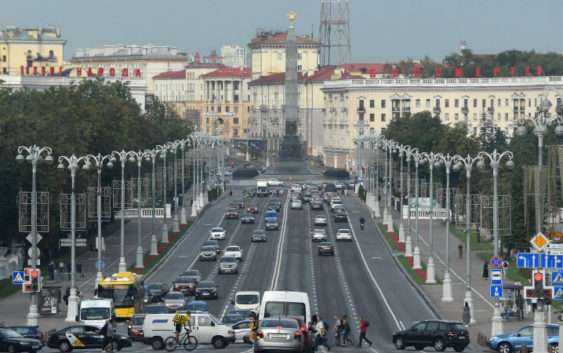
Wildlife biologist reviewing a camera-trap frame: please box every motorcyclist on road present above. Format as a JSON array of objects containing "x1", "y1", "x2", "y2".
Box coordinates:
[{"x1": 359, "y1": 216, "x2": 365, "y2": 230}]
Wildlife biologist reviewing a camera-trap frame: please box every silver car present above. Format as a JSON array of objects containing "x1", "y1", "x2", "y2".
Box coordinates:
[
  {"x1": 200, "y1": 245, "x2": 218, "y2": 261},
  {"x1": 219, "y1": 256, "x2": 239, "y2": 274},
  {"x1": 163, "y1": 291, "x2": 186, "y2": 311},
  {"x1": 255, "y1": 317, "x2": 304, "y2": 352}
]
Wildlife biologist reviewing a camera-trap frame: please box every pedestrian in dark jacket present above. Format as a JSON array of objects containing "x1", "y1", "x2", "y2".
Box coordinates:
[
  {"x1": 462, "y1": 302, "x2": 471, "y2": 327},
  {"x1": 101, "y1": 318, "x2": 114, "y2": 351},
  {"x1": 358, "y1": 318, "x2": 372, "y2": 347},
  {"x1": 341, "y1": 315, "x2": 353, "y2": 346},
  {"x1": 483, "y1": 261, "x2": 489, "y2": 279}
]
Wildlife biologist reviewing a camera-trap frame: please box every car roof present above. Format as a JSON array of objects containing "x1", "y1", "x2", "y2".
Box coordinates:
[
  {"x1": 199, "y1": 280, "x2": 215, "y2": 286},
  {"x1": 211, "y1": 227, "x2": 224, "y2": 231},
  {"x1": 226, "y1": 245, "x2": 241, "y2": 249}
]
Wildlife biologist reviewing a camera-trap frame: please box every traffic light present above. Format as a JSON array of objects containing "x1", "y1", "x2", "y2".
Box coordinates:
[
  {"x1": 534, "y1": 271, "x2": 544, "y2": 298},
  {"x1": 30, "y1": 269, "x2": 41, "y2": 293}
]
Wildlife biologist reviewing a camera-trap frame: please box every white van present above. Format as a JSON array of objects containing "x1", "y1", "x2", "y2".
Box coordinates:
[
  {"x1": 142, "y1": 312, "x2": 235, "y2": 350},
  {"x1": 79, "y1": 298, "x2": 114, "y2": 328},
  {"x1": 234, "y1": 291, "x2": 260, "y2": 312},
  {"x1": 259, "y1": 291, "x2": 311, "y2": 325}
]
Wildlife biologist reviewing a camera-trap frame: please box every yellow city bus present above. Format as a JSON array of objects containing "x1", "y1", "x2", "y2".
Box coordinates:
[{"x1": 97, "y1": 272, "x2": 144, "y2": 320}]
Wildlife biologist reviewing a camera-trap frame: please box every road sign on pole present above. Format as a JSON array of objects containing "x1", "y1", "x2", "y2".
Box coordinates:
[
  {"x1": 490, "y1": 285, "x2": 503, "y2": 298},
  {"x1": 490, "y1": 256, "x2": 503, "y2": 269},
  {"x1": 531, "y1": 232, "x2": 550, "y2": 252},
  {"x1": 491, "y1": 269, "x2": 503, "y2": 285},
  {"x1": 11, "y1": 271, "x2": 25, "y2": 285}
]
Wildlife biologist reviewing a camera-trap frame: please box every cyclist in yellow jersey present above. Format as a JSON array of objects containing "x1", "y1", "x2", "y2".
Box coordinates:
[{"x1": 173, "y1": 311, "x2": 191, "y2": 343}]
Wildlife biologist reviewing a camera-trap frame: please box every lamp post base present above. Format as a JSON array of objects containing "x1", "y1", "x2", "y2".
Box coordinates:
[
  {"x1": 191, "y1": 204, "x2": 198, "y2": 217},
  {"x1": 172, "y1": 214, "x2": 180, "y2": 233},
  {"x1": 405, "y1": 236, "x2": 413, "y2": 257},
  {"x1": 135, "y1": 246, "x2": 144, "y2": 269},
  {"x1": 532, "y1": 308, "x2": 548, "y2": 353},
  {"x1": 118, "y1": 257, "x2": 127, "y2": 272},
  {"x1": 150, "y1": 234, "x2": 158, "y2": 256},
  {"x1": 180, "y1": 207, "x2": 187, "y2": 225},
  {"x1": 426, "y1": 256, "x2": 437, "y2": 284},
  {"x1": 413, "y1": 246, "x2": 422, "y2": 269},
  {"x1": 491, "y1": 302, "x2": 504, "y2": 337},
  {"x1": 398, "y1": 222, "x2": 406, "y2": 243},
  {"x1": 441, "y1": 271, "x2": 454, "y2": 302},
  {"x1": 26, "y1": 302, "x2": 39, "y2": 326},
  {"x1": 464, "y1": 290, "x2": 476, "y2": 325},
  {"x1": 65, "y1": 288, "x2": 79, "y2": 322},
  {"x1": 161, "y1": 223, "x2": 169, "y2": 244},
  {"x1": 373, "y1": 200, "x2": 381, "y2": 218}
]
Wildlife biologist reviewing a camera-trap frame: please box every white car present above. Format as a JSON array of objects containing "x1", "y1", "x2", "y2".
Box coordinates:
[
  {"x1": 313, "y1": 215, "x2": 328, "y2": 226},
  {"x1": 291, "y1": 184, "x2": 302, "y2": 193},
  {"x1": 311, "y1": 229, "x2": 328, "y2": 242},
  {"x1": 210, "y1": 227, "x2": 227, "y2": 240},
  {"x1": 224, "y1": 245, "x2": 243, "y2": 261},
  {"x1": 336, "y1": 228, "x2": 353, "y2": 241},
  {"x1": 290, "y1": 199, "x2": 303, "y2": 209},
  {"x1": 267, "y1": 179, "x2": 284, "y2": 187}
]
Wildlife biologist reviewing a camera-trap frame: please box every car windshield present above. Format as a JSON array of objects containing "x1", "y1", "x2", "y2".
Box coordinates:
[
  {"x1": 98, "y1": 285, "x2": 135, "y2": 307},
  {"x1": 202, "y1": 246, "x2": 216, "y2": 251},
  {"x1": 199, "y1": 281, "x2": 214, "y2": 288},
  {"x1": 221, "y1": 257, "x2": 237, "y2": 263},
  {"x1": 176, "y1": 276, "x2": 196, "y2": 283},
  {"x1": 147, "y1": 283, "x2": 162, "y2": 290},
  {"x1": 0, "y1": 329, "x2": 22, "y2": 338},
  {"x1": 261, "y1": 319, "x2": 299, "y2": 329},
  {"x1": 212, "y1": 228, "x2": 223, "y2": 232},
  {"x1": 131, "y1": 316, "x2": 145, "y2": 325},
  {"x1": 166, "y1": 293, "x2": 184, "y2": 300},
  {"x1": 264, "y1": 302, "x2": 306, "y2": 322},
  {"x1": 236, "y1": 294, "x2": 259, "y2": 304},
  {"x1": 253, "y1": 230, "x2": 265, "y2": 234},
  {"x1": 143, "y1": 305, "x2": 168, "y2": 313},
  {"x1": 338, "y1": 229, "x2": 351, "y2": 233},
  {"x1": 81, "y1": 307, "x2": 111, "y2": 320},
  {"x1": 226, "y1": 246, "x2": 240, "y2": 251}
]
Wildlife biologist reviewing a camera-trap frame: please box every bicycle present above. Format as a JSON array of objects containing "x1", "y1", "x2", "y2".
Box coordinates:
[{"x1": 164, "y1": 328, "x2": 198, "y2": 352}]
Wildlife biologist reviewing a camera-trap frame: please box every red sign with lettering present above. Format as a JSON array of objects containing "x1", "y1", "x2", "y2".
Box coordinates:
[
  {"x1": 475, "y1": 67, "x2": 481, "y2": 77},
  {"x1": 455, "y1": 67, "x2": 463, "y2": 77}
]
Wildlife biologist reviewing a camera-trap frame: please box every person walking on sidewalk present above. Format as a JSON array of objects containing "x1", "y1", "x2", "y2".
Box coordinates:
[
  {"x1": 315, "y1": 315, "x2": 330, "y2": 351},
  {"x1": 458, "y1": 244, "x2": 463, "y2": 259},
  {"x1": 101, "y1": 317, "x2": 114, "y2": 352},
  {"x1": 462, "y1": 302, "x2": 471, "y2": 327},
  {"x1": 482, "y1": 261, "x2": 489, "y2": 279},
  {"x1": 333, "y1": 316, "x2": 342, "y2": 346},
  {"x1": 341, "y1": 315, "x2": 353, "y2": 346},
  {"x1": 357, "y1": 318, "x2": 372, "y2": 348}
]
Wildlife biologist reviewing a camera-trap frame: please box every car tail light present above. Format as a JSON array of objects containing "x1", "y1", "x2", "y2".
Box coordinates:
[{"x1": 257, "y1": 331, "x2": 264, "y2": 338}]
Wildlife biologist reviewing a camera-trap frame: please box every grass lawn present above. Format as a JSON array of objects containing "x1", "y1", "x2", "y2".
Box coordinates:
[
  {"x1": 378, "y1": 224, "x2": 398, "y2": 251},
  {"x1": 0, "y1": 278, "x2": 20, "y2": 298},
  {"x1": 398, "y1": 255, "x2": 427, "y2": 285}
]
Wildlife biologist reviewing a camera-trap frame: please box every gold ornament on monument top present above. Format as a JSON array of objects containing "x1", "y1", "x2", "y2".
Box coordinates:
[{"x1": 288, "y1": 11, "x2": 297, "y2": 29}]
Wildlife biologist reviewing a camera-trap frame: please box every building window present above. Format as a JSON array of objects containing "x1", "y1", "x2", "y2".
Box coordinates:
[
  {"x1": 370, "y1": 99, "x2": 375, "y2": 108},
  {"x1": 381, "y1": 113, "x2": 386, "y2": 122},
  {"x1": 444, "y1": 113, "x2": 450, "y2": 121},
  {"x1": 445, "y1": 99, "x2": 450, "y2": 108},
  {"x1": 425, "y1": 99, "x2": 431, "y2": 108},
  {"x1": 369, "y1": 113, "x2": 375, "y2": 122},
  {"x1": 217, "y1": 105, "x2": 221, "y2": 113},
  {"x1": 415, "y1": 99, "x2": 421, "y2": 108},
  {"x1": 505, "y1": 113, "x2": 509, "y2": 121},
  {"x1": 226, "y1": 106, "x2": 230, "y2": 113},
  {"x1": 391, "y1": 99, "x2": 400, "y2": 119},
  {"x1": 473, "y1": 99, "x2": 478, "y2": 108},
  {"x1": 1, "y1": 55, "x2": 5, "y2": 62},
  {"x1": 454, "y1": 113, "x2": 459, "y2": 121},
  {"x1": 233, "y1": 117, "x2": 239, "y2": 124},
  {"x1": 381, "y1": 99, "x2": 386, "y2": 109},
  {"x1": 2, "y1": 68, "x2": 6, "y2": 74},
  {"x1": 497, "y1": 98, "x2": 501, "y2": 107},
  {"x1": 482, "y1": 99, "x2": 486, "y2": 108}
]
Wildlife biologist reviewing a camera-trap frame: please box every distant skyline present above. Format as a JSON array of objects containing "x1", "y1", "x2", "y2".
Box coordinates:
[{"x1": 1, "y1": 0, "x2": 561, "y2": 63}]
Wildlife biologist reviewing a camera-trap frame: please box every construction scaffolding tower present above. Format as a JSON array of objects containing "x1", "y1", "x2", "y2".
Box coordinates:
[{"x1": 319, "y1": 0, "x2": 352, "y2": 66}]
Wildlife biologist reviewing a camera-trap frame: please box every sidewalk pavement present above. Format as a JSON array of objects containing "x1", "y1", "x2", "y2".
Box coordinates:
[
  {"x1": 0, "y1": 192, "x2": 195, "y2": 331},
  {"x1": 385, "y1": 205, "x2": 543, "y2": 348}
]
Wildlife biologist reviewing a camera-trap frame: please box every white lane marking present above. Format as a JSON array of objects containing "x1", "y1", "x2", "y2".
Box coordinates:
[
  {"x1": 371, "y1": 256, "x2": 384, "y2": 260},
  {"x1": 370, "y1": 347, "x2": 380, "y2": 353},
  {"x1": 325, "y1": 207, "x2": 361, "y2": 332},
  {"x1": 205, "y1": 218, "x2": 243, "y2": 282},
  {"x1": 306, "y1": 205, "x2": 320, "y2": 315},
  {"x1": 408, "y1": 222, "x2": 495, "y2": 309},
  {"x1": 345, "y1": 209, "x2": 403, "y2": 331},
  {"x1": 270, "y1": 192, "x2": 290, "y2": 290}
]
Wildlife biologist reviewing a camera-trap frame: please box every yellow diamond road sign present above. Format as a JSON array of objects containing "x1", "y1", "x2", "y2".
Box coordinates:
[{"x1": 531, "y1": 232, "x2": 550, "y2": 252}]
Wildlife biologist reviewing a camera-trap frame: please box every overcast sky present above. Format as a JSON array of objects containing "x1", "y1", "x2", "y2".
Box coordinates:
[{"x1": 1, "y1": 0, "x2": 561, "y2": 62}]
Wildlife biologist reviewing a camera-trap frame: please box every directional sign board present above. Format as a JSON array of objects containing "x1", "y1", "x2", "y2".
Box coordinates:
[
  {"x1": 490, "y1": 269, "x2": 503, "y2": 285},
  {"x1": 531, "y1": 232, "x2": 550, "y2": 252},
  {"x1": 554, "y1": 287, "x2": 563, "y2": 301},
  {"x1": 516, "y1": 252, "x2": 563, "y2": 269},
  {"x1": 11, "y1": 271, "x2": 24, "y2": 285},
  {"x1": 490, "y1": 284, "x2": 503, "y2": 298},
  {"x1": 59, "y1": 238, "x2": 87, "y2": 248}
]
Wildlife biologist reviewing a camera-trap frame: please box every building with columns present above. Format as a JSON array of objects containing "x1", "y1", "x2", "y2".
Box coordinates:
[
  {"x1": 249, "y1": 30, "x2": 320, "y2": 79},
  {"x1": 201, "y1": 67, "x2": 251, "y2": 140},
  {"x1": 321, "y1": 75, "x2": 563, "y2": 170}
]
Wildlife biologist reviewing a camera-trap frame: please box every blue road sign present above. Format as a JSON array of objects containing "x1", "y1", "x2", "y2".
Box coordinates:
[
  {"x1": 95, "y1": 260, "x2": 105, "y2": 271},
  {"x1": 516, "y1": 252, "x2": 563, "y2": 269},
  {"x1": 554, "y1": 286, "x2": 563, "y2": 301},
  {"x1": 490, "y1": 284, "x2": 503, "y2": 298},
  {"x1": 552, "y1": 271, "x2": 563, "y2": 285},
  {"x1": 11, "y1": 271, "x2": 24, "y2": 285},
  {"x1": 490, "y1": 256, "x2": 503, "y2": 269}
]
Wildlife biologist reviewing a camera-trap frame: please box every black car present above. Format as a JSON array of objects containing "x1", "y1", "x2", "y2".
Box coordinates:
[
  {"x1": 223, "y1": 310, "x2": 251, "y2": 325},
  {"x1": 195, "y1": 280, "x2": 218, "y2": 299},
  {"x1": 0, "y1": 328, "x2": 42, "y2": 353},
  {"x1": 6, "y1": 326, "x2": 43, "y2": 343},
  {"x1": 317, "y1": 240, "x2": 335, "y2": 256},
  {"x1": 144, "y1": 282, "x2": 168, "y2": 303},
  {"x1": 334, "y1": 208, "x2": 347, "y2": 222},
  {"x1": 392, "y1": 320, "x2": 469, "y2": 352},
  {"x1": 240, "y1": 214, "x2": 256, "y2": 224},
  {"x1": 47, "y1": 325, "x2": 132, "y2": 352}
]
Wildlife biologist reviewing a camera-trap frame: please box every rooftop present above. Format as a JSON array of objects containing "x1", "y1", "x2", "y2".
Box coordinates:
[
  {"x1": 248, "y1": 65, "x2": 368, "y2": 86},
  {"x1": 153, "y1": 70, "x2": 185, "y2": 80},
  {"x1": 0, "y1": 26, "x2": 64, "y2": 42},
  {"x1": 185, "y1": 63, "x2": 225, "y2": 70},
  {"x1": 202, "y1": 67, "x2": 251, "y2": 79},
  {"x1": 73, "y1": 45, "x2": 187, "y2": 60},
  {"x1": 249, "y1": 31, "x2": 319, "y2": 48}
]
